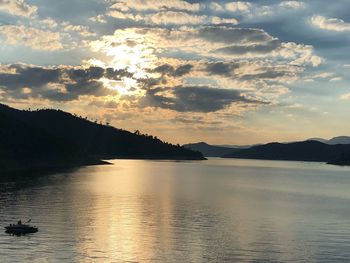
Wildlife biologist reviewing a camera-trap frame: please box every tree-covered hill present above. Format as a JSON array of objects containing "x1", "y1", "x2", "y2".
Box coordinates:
[{"x1": 0, "y1": 103, "x2": 204, "y2": 174}]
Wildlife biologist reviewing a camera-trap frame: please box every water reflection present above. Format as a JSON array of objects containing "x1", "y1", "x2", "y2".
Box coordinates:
[{"x1": 2, "y1": 159, "x2": 350, "y2": 262}]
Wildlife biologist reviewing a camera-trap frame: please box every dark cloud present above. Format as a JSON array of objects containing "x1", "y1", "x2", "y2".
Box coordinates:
[
  {"x1": 215, "y1": 39, "x2": 280, "y2": 55},
  {"x1": 105, "y1": 67, "x2": 134, "y2": 80},
  {"x1": 0, "y1": 65, "x2": 60, "y2": 90},
  {"x1": 174, "y1": 64, "x2": 193, "y2": 76},
  {"x1": 152, "y1": 63, "x2": 193, "y2": 77},
  {"x1": 0, "y1": 64, "x2": 133, "y2": 101},
  {"x1": 138, "y1": 77, "x2": 165, "y2": 88},
  {"x1": 140, "y1": 85, "x2": 263, "y2": 112},
  {"x1": 45, "y1": 80, "x2": 108, "y2": 101},
  {"x1": 205, "y1": 62, "x2": 240, "y2": 76},
  {"x1": 239, "y1": 71, "x2": 294, "y2": 81},
  {"x1": 203, "y1": 62, "x2": 301, "y2": 81},
  {"x1": 67, "y1": 66, "x2": 105, "y2": 82},
  {"x1": 152, "y1": 64, "x2": 174, "y2": 75}
]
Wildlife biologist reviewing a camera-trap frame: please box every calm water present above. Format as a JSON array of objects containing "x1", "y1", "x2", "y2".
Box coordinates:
[{"x1": 1, "y1": 158, "x2": 350, "y2": 262}]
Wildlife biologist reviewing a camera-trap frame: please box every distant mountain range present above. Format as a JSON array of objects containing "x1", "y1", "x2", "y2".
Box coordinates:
[
  {"x1": 183, "y1": 142, "x2": 239, "y2": 157},
  {"x1": 213, "y1": 144, "x2": 256, "y2": 149},
  {"x1": 222, "y1": 140, "x2": 350, "y2": 163},
  {"x1": 0, "y1": 104, "x2": 204, "y2": 174},
  {"x1": 308, "y1": 136, "x2": 350, "y2": 145},
  {"x1": 184, "y1": 139, "x2": 350, "y2": 165}
]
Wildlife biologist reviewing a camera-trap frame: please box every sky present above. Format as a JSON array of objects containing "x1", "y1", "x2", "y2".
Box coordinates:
[{"x1": 0, "y1": 0, "x2": 349, "y2": 145}]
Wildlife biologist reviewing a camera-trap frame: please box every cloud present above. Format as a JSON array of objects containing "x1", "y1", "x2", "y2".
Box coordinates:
[
  {"x1": 152, "y1": 63, "x2": 193, "y2": 77},
  {"x1": 197, "y1": 27, "x2": 273, "y2": 45},
  {"x1": 202, "y1": 61, "x2": 303, "y2": 83},
  {"x1": 62, "y1": 23, "x2": 96, "y2": 37},
  {"x1": 150, "y1": 59, "x2": 302, "y2": 86},
  {"x1": 0, "y1": 0, "x2": 347, "y2": 144},
  {"x1": 329, "y1": 77, "x2": 342, "y2": 82},
  {"x1": 221, "y1": 1, "x2": 307, "y2": 22},
  {"x1": 214, "y1": 39, "x2": 280, "y2": 55},
  {"x1": 209, "y1": 1, "x2": 305, "y2": 22},
  {"x1": 209, "y1": 1, "x2": 252, "y2": 14},
  {"x1": 0, "y1": 64, "x2": 134, "y2": 101},
  {"x1": 304, "y1": 72, "x2": 343, "y2": 83},
  {"x1": 0, "y1": 65, "x2": 60, "y2": 90},
  {"x1": 239, "y1": 70, "x2": 296, "y2": 81},
  {"x1": 210, "y1": 17, "x2": 239, "y2": 25},
  {"x1": 107, "y1": 1, "x2": 240, "y2": 26},
  {"x1": 209, "y1": 2, "x2": 224, "y2": 12},
  {"x1": 311, "y1": 15, "x2": 350, "y2": 32},
  {"x1": 225, "y1": 2, "x2": 252, "y2": 13},
  {"x1": 173, "y1": 64, "x2": 194, "y2": 77},
  {"x1": 107, "y1": 9, "x2": 238, "y2": 26},
  {"x1": 110, "y1": 0, "x2": 201, "y2": 12},
  {"x1": 140, "y1": 85, "x2": 262, "y2": 112},
  {"x1": 102, "y1": 26, "x2": 276, "y2": 58},
  {"x1": 279, "y1": 1, "x2": 306, "y2": 9},
  {"x1": 89, "y1": 14, "x2": 107, "y2": 23},
  {"x1": 148, "y1": 11, "x2": 207, "y2": 25},
  {"x1": 205, "y1": 62, "x2": 240, "y2": 77},
  {"x1": 107, "y1": 10, "x2": 143, "y2": 21},
  {"x1": 340, "y1": 93, "x2": 350, "y2": 100},
  {"x1": 0, "y1": 0, "x2": 37, "y2": 17},
  {"x1": 89, "y1": 25, "x2": 322, "y2": 110},
  {"x1": 0, "y1": 25, "x2": 63, "y2": 51},
  {"x1": 40, "y1": 17, "x2": 59, "y2": 28},
  {"x1": 118, "y1": 26, "x2": 321, "y2": 64}
]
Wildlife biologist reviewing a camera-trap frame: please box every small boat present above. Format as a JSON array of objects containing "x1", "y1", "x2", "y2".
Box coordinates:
[{"x1": 4, "y1": 220, "x2": 38, "y2": 235}]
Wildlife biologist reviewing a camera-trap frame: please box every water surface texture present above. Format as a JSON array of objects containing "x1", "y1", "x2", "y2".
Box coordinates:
[{"x1": 1, "y1": 158, "x2": 350, "y2": 262}]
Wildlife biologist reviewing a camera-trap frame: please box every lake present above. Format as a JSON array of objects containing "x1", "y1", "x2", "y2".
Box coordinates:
[{"x1": 1, "y1": 158, "x2": 350, "y2": 262}]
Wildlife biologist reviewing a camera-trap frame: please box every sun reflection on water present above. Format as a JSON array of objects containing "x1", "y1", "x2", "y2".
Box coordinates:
[{"x1": 73, "y1": 161, "x2": 175, "y2": 262}]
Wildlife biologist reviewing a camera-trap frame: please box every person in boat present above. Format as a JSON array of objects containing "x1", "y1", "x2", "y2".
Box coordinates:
[{"x1": 17, "y1": 220, "x2": 22, "y2": 225}]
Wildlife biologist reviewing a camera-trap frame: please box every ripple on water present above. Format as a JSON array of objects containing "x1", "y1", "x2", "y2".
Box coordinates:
[{"x1": 2, "y1": 159, "x2": 350, "y2": 262}]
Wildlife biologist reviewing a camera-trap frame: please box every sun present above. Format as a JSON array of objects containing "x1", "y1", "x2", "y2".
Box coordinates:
[
  {"x1": 90, "y1": 29, "x2": 157, "y2": 96},
  {"x1": 107, "y1": 44, "x2": 149, "y2": 76}
]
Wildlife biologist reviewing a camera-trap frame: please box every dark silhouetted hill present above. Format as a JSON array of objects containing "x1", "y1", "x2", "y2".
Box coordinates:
[
  {"x1": 327, "y1": 152, "x2": 350, "y2": 166},
  {"x1": 215, "y1": 144, "x2": 258, "y2": 149},
  {"x1": 307, "y1": 137, "x2": 328, "y2": 144},
  {"x1": 222, "y1": 140, "x2": 350, "y2": 163},
  {"x1": 183, "y1": 142, "x2": 239, "y2": 157},
  {"x1": 0, "y1": 104, "x2": 204, "y2": 174}
]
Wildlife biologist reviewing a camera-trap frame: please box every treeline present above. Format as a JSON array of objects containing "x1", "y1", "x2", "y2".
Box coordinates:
[{"x1": 0, "y1": 103, "x2": 204, "y2": 175}]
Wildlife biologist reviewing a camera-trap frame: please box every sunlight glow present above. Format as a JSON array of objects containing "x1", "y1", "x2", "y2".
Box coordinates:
[
  {"x1": 106, "y1": 44, "x2": 153, "y2": 75},
  {"x1": 90, "y1": 30, "x2": 158, "y2": 96}
]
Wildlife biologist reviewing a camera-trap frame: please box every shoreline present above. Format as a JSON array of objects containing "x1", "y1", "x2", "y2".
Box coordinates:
[{"x1": 0, "y1": 155, "x2": 206, "y2": 181}]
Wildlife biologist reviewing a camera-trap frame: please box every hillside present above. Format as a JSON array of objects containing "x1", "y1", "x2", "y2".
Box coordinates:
[
  {"x1": 308, "y1": 136, "x2": 350, "y2": 145},
  {"x1": 183, "y1": 142, "x2": 239, "y2": 157},
  {"x1": 0, "y1": 104, "x2": 204, "y2": 174},
  {"x1": 327, "y1": 136, "x2": 350, "y2": 145},
  {"x1": 222, "y1": 140, "x2": 350, "y2": 163}
]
